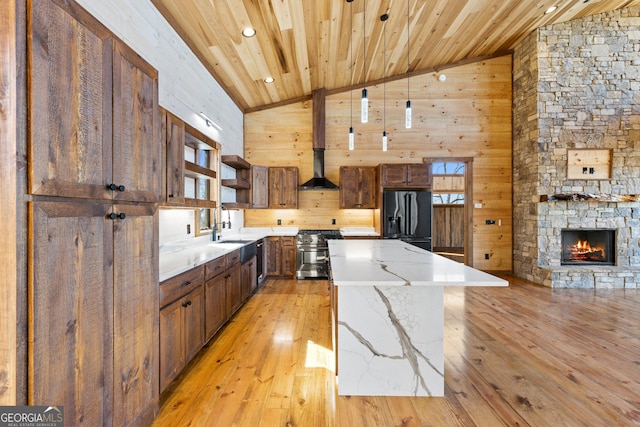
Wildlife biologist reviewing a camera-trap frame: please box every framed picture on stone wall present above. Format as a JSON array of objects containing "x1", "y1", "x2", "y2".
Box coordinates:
[{"x1": 567, "y1": 149, "x2": 612, "y2": 180}]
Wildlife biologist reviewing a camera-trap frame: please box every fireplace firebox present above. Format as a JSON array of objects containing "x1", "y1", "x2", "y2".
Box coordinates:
[{"x1": 561, "y1": 229, "x2": 615, "y2": 266}]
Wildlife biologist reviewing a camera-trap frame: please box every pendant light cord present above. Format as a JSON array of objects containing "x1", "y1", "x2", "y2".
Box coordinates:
[
  {"x1": 407, "y1": 0, "x2": 410, "y2": 95},
  {"x1": 349, "y1": 0, "x2": 353, "y2": 127}
]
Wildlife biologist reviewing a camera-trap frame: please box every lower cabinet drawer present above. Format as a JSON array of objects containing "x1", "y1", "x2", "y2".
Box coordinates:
[{"x1": 160, "y1": 266, "x2": 204, "y2": 308}]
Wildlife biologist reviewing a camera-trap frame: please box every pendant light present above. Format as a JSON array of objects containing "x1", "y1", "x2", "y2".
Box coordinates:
[
  {"x1": 347, "y1": 0, "x2": 355, "y2": 150},
  {"x1": 381, "y1": 12, "x2": 388, "y2": 152},
  {"x1": 405, "y1": 0, "x2": 412, "y2": 128},
  {"x1": 361, "y1": 0, "x2": 368, "y2": 123}
]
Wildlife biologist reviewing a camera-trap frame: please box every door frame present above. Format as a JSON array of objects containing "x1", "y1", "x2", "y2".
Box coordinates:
[{"x1": 424, "y1": 157, "x2": 474, "y2": 267}]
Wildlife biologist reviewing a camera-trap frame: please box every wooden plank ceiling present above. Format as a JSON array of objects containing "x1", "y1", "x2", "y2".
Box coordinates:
[{"x1": 151, "y1": 0, "x2": 640, "y2": 112}]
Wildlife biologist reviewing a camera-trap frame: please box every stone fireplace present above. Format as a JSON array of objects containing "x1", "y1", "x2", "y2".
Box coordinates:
[{"x1": 512, "y1": 7, "x2": 640, "y2": 288}]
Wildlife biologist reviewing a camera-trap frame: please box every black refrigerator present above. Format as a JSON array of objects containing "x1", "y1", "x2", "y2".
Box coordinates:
[{"x1": 383, "y1": 190, "x2": 432, "y2": 251}]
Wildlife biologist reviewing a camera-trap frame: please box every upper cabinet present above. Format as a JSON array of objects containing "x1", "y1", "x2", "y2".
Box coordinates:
[
  {"x1": 251, "y1": 165, "x2": 269, "y2": 209},
  {"x1": 380, "y1": 163, "x2": 431, "y2": 189},
  {"x1": 29, "y1": 0, "x2": 161, "y2": 202},
  {"x1": 339, "y1": 166, "x2": 377, "y2": 209},
  {"x1": 161, "y1": 110, "x2": 219, "y2": 209},
  {"x1": 269, "y1": 167, "x2": 299, "y2": 209},
  {"x1": 162, "y1": 109, "x2": 185, "y2": 205}
]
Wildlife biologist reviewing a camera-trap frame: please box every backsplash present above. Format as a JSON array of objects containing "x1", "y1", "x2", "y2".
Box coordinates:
[{"x1": 159, "y1": 208, "x2": 243, "y2": 244}]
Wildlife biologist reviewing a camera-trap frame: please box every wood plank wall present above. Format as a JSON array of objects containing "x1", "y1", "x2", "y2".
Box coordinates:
[
  {"x1": 245, "y1": 56, "x2": 512, "y2": 270},
  {"x1": 0, "y1": 0, "x2": 18, "y2": 405}
]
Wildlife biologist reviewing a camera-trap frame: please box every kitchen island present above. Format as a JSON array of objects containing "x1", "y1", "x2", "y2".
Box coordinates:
[{"x1": 328, "y1": 239, "x2": 508, "y2": 397}]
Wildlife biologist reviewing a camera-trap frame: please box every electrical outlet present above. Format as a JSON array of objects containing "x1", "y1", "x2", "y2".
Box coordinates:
[
  {"x1": 187, "y1": 224, "x2": 191, "y2": 234},
  {"x1": 332, "y1": 218, "x2": 336, "y2": 225},
  {"x1": 485, "y1": 253, "x2": 490, "y2": 260},
  {"x1": 277, "y1": 219, "x2": 282, "y2": 225}
]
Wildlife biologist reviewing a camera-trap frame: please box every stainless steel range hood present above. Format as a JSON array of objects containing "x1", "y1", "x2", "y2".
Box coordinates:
[{"x1": 299, "y1": 149, "x2": 339, "y2": 190}]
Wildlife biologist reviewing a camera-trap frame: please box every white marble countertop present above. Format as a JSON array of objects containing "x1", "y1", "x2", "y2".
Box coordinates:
[
  {"x1": 328, "y1": 239, "x2": 508, "y2": 287},
  {"x1": 339, "y1": 227, "x2": 380, "y2": 237},
  {"x1": 159, "y1": 227, "x2": 298, "y2": 282}
]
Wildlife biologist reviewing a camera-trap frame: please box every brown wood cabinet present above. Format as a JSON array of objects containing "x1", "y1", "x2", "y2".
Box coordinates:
[
  {"x1": 29, "y1": 0, "x2": 161, "y2": 203},
  {"x1": 380, "y1": 163, "x2": 431, "y2": 188},
  {"x1": 339, "y1": 166, "x2": 377, "y2": 208},
  {"x1": 31, "y1": 201, "x2": 159, "y2": 426},
  {"x1": 251, "y1": 165, "x2": 269, "y2": 209},
  {"x1": 225, "y1": 259, "x2": 243, "y2": 316},
  {"x1": 27, "y1": 2, "x2": 160, "y2": 425},
  {"x1": 241, "y1": 255, "x2": 258, "y2": 301},
  {"x1": 159, "y1": 266, "x2": 205, "y2": 392},
  {"x1": 269, "y1": 167, "x2": 299, "y2": 208},
  {"x1": 266, "y1": 236, "x2": 296, "y2": 277},
  {"x1": 204, "y1": 257, "x2": 226, "y2": 342},
  {"x1": 162, "y1": 109, "x2": 185, "y2": 205}
]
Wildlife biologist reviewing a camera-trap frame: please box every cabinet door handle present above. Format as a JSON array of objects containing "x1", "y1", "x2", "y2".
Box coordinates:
[
  {"x1": 107, "y1": 183, "x2": 126, "y2": 192},
  {"x1": 108, "y1": 212, "x2": 126, "y2": 220},
  {"x1": 182, "y1": 301, "x2": 191, "y2": 308},
  {"x1": 180, "y1": 280, "x2": 192, "y2": 288},
  {"x1": 118, "y1": 213, "x2": 126, "y2": 220}
]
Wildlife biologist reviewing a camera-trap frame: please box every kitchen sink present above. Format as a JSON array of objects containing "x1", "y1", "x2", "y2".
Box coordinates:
[{"x1": 210, "y1": 239, "x2": 257, "y2": 263}]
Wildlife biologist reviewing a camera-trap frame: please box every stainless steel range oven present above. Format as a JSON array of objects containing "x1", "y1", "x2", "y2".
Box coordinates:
[{"x1": 296, "y1": 230, "x2": 342, "y2": 279}]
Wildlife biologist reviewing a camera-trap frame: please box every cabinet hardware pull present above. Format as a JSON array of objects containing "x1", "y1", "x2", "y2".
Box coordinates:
[
  {"x1": 180, "y1": 281, "x2": 192, "y2": 287},
  {"x1": 107, "y1": 183, "x2": 126, "y2": 191},
  {"x1": 182, "y1": 301, "x2": 189, "y2": 307},
  {"x1": 108, "y1": 212, "x2": 126, "y2": 220}
]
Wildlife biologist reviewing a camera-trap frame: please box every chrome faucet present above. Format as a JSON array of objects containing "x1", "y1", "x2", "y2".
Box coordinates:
[
  {"x1": 212, "y1": 206, "x2": 219, "y2": 241},
  {"x1": 220, "y1": 205, "x2": 231, "y2": 229}
]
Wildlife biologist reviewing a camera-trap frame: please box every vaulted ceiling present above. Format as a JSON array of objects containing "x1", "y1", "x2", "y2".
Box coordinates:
[{"x1": 151, "y1": 0, "x2": 640, "y2": 112}]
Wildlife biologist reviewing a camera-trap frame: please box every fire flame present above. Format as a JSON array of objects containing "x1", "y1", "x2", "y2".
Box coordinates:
[{"x1": 569, "y1": 239, "x2": 605, "y2": 258}]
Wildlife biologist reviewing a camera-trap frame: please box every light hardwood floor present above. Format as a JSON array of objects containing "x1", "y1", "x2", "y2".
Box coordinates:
[{"x1": 151, "y1": 274, "x2": 640, "y2": 426}]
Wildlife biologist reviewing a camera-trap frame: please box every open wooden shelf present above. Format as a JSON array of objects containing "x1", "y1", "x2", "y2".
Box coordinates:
[
  {"x1": 185, "y1": 161, "x2": 217, "y2": 180},
  {"x1": 221, "y1": 155, "x2": 251, "y2": 170},
  {"x1": 183, "y1": 198, "x2": 217, "y2": 209},
  {"x1": 222, "y1": 202, "x2": 251, "y2": 209},
  {"x1": 221, "y1": 178, "x2": 250, "y2": 189}
]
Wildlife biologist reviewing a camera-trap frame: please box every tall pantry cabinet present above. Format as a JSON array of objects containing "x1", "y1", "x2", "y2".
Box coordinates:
[{"x1": 27, "y1": 0, "x2": 160, "y2": 425}]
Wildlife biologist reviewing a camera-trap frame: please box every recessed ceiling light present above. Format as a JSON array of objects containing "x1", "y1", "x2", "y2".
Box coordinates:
[
  {"x1": 264, "y1": 77, "x2": 274, "y2": 83},
  {"x1": 242, "y1": 27, "x2": 256, "y2": 37},
  {"x1": 545, "y1": 6, "x2": 558, "y2": 14}
]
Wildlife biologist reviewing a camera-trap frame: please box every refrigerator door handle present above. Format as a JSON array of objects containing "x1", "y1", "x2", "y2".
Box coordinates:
[{"x1": 407, "y1": 193, "x2": 412, "y2": 236}]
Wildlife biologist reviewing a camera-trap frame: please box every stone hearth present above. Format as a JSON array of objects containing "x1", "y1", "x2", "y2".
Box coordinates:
[{"x1": 512, "y1": 7, "x2": 640, "y2": 288}]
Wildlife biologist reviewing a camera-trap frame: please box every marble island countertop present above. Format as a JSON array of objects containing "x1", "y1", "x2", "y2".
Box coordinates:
[
  {"x1": 338, "y1": 227, "x2": 380, "y2": 237},
  {"x1": 159, "y1": 227, "x2": 298, "y2": 282},
  {"x1": 328, "y1": 239, "x2": 508, "y2": 287},
  {"x1": 328, "y1": 239, "x2": 507, "y2": 397}
]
